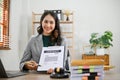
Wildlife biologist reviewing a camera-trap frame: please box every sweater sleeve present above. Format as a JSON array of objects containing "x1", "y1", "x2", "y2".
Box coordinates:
[{"x1": 19, "y1": 36, "x2": 35, "y2": 71}]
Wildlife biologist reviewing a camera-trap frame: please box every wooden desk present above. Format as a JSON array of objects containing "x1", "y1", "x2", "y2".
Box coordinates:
[
  {"x1": 0, "y1": 71, "x2": 69, "y2": 80},
  {"x1": 0, "y1": 71, "x2": 120, "y2": 80}
]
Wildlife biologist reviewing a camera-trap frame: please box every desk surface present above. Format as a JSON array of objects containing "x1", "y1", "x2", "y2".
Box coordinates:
[{"x1": 0, "y1": 71, "x2": 120, "y2": 80}]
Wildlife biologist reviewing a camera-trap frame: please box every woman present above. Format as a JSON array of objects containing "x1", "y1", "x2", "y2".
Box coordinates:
[{"x1": 19, "y1": 11, "x2": 68, "y2": 73}]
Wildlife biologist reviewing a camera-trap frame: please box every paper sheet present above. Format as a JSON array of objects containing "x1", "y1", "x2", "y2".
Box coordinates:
[{"x1": 37, "y1": 46, "x2": 64, "y2": 71}]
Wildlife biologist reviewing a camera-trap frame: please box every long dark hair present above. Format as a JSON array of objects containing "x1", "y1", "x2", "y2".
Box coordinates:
[{"x1": 37, "y1": 11, "x2": 62, "y2": 45}]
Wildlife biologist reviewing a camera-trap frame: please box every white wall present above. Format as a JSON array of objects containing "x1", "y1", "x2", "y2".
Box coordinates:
[
  {"x1": 27, "y1": 0, "x2": 120, "y2": 73},
  {"x1": 0, "y1": 0, "x2": 120, "y2": 72}
]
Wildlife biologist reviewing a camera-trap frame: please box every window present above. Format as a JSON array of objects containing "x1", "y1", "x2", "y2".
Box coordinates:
[{"x1": 0, "y1": 0, "x2": 10, "y2": 50}]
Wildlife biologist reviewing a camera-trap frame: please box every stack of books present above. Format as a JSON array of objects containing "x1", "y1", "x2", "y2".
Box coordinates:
[{"x1": 70, "y1": 59, "x2": 104, "y2": 80}]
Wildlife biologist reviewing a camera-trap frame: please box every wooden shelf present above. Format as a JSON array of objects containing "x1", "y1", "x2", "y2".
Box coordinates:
[
  {"x1": 104, "y1": 65, "x2": 115, "y2": 70},
  {"x1": 33, "y1": 22, "x2": 39, "y2": 24},
  {"x1": 62, "y1": 13, "x2": 73, "y2": 15},
  {"x1": 60, "y1": 21, "x2": 73, "y2": 23},
  {"x1": 66, "y1": 36, "x2": 73, "y2": 38},
  {"x1": 33, "y1": 21, "x2": 73, "y2": 24},
  {"x1": 62, "y1": 32, "x2": 73, "y2": 34}
]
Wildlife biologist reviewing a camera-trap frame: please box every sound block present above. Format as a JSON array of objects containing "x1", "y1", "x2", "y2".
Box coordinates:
[{"x1": 50, "y1": 73, "x2": 69, "y2": 78}]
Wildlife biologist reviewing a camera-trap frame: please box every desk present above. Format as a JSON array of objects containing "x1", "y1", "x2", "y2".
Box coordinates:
[
  {"x1": 0, "y1": 71, "x2": 69, "y2": 80},
  {"x1": 0, "y1": 71, "x2": 120, "y2": 80}
]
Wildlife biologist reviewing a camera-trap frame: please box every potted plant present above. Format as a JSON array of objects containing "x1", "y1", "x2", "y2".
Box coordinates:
[{"x1": 89, "y1": 30, "x2": 113, "y2": 55}]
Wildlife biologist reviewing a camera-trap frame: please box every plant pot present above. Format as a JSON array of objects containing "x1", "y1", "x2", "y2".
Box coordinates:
[{"x1": 96, "y1": 48, "x2": 105, "y2": 55}]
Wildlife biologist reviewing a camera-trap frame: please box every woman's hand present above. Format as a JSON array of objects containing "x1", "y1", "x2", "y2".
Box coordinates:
[
  {"x1": 24, "y1": 61, "x2": 54, "y2": 73},
  {"x1": 24, "y1": 60, "x2": 38, "y2": 70},
  {"x1": 47, "y1": 68, "x2": 54, "y2": 74}
]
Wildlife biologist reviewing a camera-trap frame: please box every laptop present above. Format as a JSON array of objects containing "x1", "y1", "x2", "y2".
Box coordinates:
[{"x1": 0, "y1": 59, "x2": 27, "y2": 78}]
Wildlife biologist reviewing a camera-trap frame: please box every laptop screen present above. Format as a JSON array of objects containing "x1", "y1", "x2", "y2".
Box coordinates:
[
  {"x1": 0, "y1": 58, "x2": 27, "y2": 78},
  {"x1": 0, "y1": 59, "x2": 8, "y2": 77}
]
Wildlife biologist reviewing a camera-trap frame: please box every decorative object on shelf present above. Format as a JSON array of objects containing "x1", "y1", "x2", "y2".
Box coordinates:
[
  {"x1": 64, "y1": 10, "x2": 70, "y2": 21},
  {"x1": 89, "y1": 30, "x2": 113, "y2": 55}
]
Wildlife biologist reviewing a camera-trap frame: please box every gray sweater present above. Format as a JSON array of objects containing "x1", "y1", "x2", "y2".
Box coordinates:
[{"x1": 19, "y1": 34, "x2": 68, "y2": 71}]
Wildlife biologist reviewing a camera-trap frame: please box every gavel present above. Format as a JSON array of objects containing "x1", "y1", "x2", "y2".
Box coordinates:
[
  {"x1": 54, "y1": 67, "x2": 65, "y2": 74},
  {"x1": 50, "y1": 67, "x2": 69, "y2": 78}
]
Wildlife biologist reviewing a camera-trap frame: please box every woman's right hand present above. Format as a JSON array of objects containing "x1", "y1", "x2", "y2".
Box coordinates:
[
  {"x1": 24, "y1": 60, "x2": 38, "y2": 70},
  {"x1": 47, "y1": 68, "x2": 54, "y2": 74}
]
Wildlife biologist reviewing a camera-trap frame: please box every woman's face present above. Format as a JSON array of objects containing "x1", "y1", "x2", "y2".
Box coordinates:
[{"x1": 42, "y1": 14, "x2": 55, "y2": 36}]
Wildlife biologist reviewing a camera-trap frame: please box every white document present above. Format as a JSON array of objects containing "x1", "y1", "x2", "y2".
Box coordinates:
[{"x1": 37, "y1": 46, "x2": 65, "y2": 71}]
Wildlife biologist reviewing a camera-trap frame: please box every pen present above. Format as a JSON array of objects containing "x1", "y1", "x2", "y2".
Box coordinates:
[{"x1": 38, "y1": 65, "x2": 42, "y2": 66}]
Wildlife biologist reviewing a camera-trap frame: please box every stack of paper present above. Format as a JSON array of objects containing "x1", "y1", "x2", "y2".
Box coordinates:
[{"x1": 70, "y1": 59, "x2": 104, "y2": 80}]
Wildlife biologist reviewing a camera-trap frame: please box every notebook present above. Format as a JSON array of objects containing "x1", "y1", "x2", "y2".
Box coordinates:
[{"x1": 0, "y1": 59, "x2": 27, "y2": 78}]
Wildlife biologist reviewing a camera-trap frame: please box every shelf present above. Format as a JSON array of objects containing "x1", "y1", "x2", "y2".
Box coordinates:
[
  {"x1": 33, "y1": 13, "x2": 42, "y2": 15},
  {"x1": 62, "y1": 13, "x2": 73, "y2": 15},
  {"x1": 33, "y1": 21, "x2": 73, "y2": 24},
  {"x1": 66, "y1": 36, "x2": 73, "y2": 38},
  {"x1": 33, "y1": 22, "x2": 39, "y2": 24},
  {"x1": 60, "y1": 21, "x2": 73, "y2": 23},
  {"x1": 62, "y1": 32, "x2": 73, "y2": 34},
  {"x1": 104, "y1": 65, "x2": 115, "y2": 70}
]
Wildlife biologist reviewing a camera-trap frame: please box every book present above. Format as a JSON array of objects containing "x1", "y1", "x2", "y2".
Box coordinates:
[
  {"x1": 71, "y1": 65, "x2": 103, "y2": 70},
  {"x1": 71, "y1": 68, "x2": 104, "y2": 74},
  {"x1": 70, "y1": 76, "x2": 100, "y2": 80},
  {"x1": 71, "y1": 59, "x2": 104, "y2": 66},
  {"x1": 70, "y1": 72, "x2": 101, "y2": 77}
]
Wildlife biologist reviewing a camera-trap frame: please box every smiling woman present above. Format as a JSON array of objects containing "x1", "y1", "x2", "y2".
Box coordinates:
[{"x1": 0, "y1": 0, "x2": 10, "y2": 50}]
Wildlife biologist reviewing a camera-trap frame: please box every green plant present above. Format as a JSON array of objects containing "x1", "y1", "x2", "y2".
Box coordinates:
[{"x1": 89, "y1": 30, "x2": 113, "y2": 49}]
